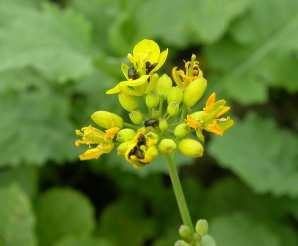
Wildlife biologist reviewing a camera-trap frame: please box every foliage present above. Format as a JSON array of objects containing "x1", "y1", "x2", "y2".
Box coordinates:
[{"x1": 0, "y1": 0, "x2": 297, "y2": 245}]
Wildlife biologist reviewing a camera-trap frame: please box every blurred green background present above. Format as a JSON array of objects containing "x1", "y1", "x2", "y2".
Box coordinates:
[{"x1": 0, "y1": 0, "x2": 298, "y2": 245}]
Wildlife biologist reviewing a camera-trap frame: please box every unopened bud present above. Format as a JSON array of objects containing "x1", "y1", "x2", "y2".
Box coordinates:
[
  {"x1": 91, "y1": 111, "x2": 123, "y2": 129},
  {"x1": 146, "y1": 93, "x2": 160, "y2": 108},
  {"x1": 129, "y1": 111, "x2": 143, "y2": 125},
  {"x1": 156, "y1": 74, "x2": 172, "y2": 96},
  {"x1": 183, "y1": 77, "x2": 207, "y2": 107},
  {"x1": 146, "y1": 73, "x2": 159, "y2": 93},
  {"x1": 159, "y1": 138, "x2": 176, "y2": 154},
  {"x1": 146, "y1": 146, "x2": 159, "y2": 162},
  {"x1": 159, "y1": 118, "x2": 168, "y2": 132},
  {"x1": 167, "y1": 87, "x2": 183, "y2": 103},
  {"x1": 193, "y1": 232, "x2": 202, "y2": 243},
  {"x1": 116, "y1": 128, "x2": 135, "y2": 142},
  {"x1": 118, "y1": 93, "x2": 138, "y2": 112},
  {"x1": 175, "y1": 240, "x2": 191, "y2": 246},
  {"x1": 167, "y1": 102, "x2": 179, "y2": 116},
  {"x1": 201, "y1": 235, "x2": 216, "y2": 246},
  {"x1": 179, "y1": 225, "x2": 193, "y2": 241},
  {"x1": 179, "y1": 139, "x2": 204, "y2": 158},
  {"x1": 117, "y1": 142, "x2": 130, "y2": 156},
  {"x1": 174, "y1": 123, "x2": 190, "y2": 138},
  {"x1": 195, "y1": 219, "x2": 208, "y2": 236}
]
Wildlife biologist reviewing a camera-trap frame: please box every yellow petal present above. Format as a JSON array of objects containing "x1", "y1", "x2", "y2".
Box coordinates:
[
  {"x1": 133, "y1": 39, "x2": 160, "y2": 63},
  {"x1": 106, "y1": 84, "x2": 121, "y2": 94},
  {"x1": 75, "y1": 126, "x2": 105, "y2": 146},
  {"x1": 216, "y1": 106, "x2": 230, "y2": 118},
  {"x1": 79, "y1": 147, "x2": 104, "y2": 160},
  {"x1": 205, "y1": 120, "x2": 224, "y2": 136},
  {"x1": 121, "y1": 75, "x2": 149, "y2": 87},
  {"x1": 204, "y1": 92, "x2": 216, "y2": 112},
  {"x1": 151, "y1": 48, "x2": 168, "y2": 73}
]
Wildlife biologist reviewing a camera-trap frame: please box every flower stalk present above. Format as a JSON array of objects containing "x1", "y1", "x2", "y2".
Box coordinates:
[{"x1": 166, "y1": 154, "x2": 194, "y2": 232}]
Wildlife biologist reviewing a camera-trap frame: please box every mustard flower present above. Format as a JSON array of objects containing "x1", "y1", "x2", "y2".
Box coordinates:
[
  {"x1": 186, "y1": 92, "x2": 234, "y2": 137},
  {"x1": 106, "y1": 39, "x2": 168, "y2": 96}
]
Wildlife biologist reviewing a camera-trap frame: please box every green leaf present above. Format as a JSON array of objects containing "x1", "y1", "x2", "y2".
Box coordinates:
[
  {"x1": 54, "y1": 236, "x2": 114, "y2": 246},
  {"x1": 210, "y1": 213, "x2": 280, "y2": 246},
  {"x1": 0, "y1": 166, "x2": 38, "y2": 198},
  {"x1": 200, "y1": 177, "x2": 292, "y2": 220},
  {"x1": 205, "y1": 0, "x2": 298, "y2": 104},
  {"x1": 69, "y1": 0, "x2": 139, "y2": 55},
  {"x1": 0, "y1": 67, "x2": 44, "y2": 93},
  {"x1": 0, "y1": 185, "x2": 36, "y2": 246},
  {"x1": 136, "y1": 0, "x2": 250, "y2": 46},
  {"x1": 0, "y1": 81, "x2": 76, "y2": 166},
  {"x1": 0, "y1": 2, "x2": 93, "y2": 81},
  {"x1": 36, "y1": 188, "x2": 95, "y2": 246},
  {"x1": 208, "y1": 114, "x2": 298, "y2": 197},
  {"x1": 97, "y1": 198, "x2": 155, "y2": 246}
]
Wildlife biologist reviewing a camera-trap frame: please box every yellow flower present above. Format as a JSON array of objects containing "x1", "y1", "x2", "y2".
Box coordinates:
[
  {"x1": 128, "y1": 39, "x2": 168, "y2": 75},
  {"x1": 186, "y1": 92, "x2": 234, "y2": 136},
  {"x1": 106, "y1": 39, "x2": 168, "y2": 96},
  {"x1": 172, "y1": 54, "x2": 204, "y2": 89},
  {"x1": 75, "y1": 126, "x2": 119, "y2": 160},
  {"x1": 106, "y1": 75, "x2": 150, "y2": 95},
  {"x1": 119, "y1": 128, "x2": 159, "y2": 168}
]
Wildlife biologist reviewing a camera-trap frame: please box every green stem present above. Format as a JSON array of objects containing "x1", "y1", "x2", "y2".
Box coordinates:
[
  {"x1": 123, "y1": 122, "x2": 138, "y2": 129},
  {"x1": 166, "y1": 155, "x2": 194, "y2": 231}
]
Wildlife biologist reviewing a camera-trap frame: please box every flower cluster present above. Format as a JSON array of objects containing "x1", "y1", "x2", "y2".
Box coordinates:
[{"x1": 75, "y1": 39, "x2": 234, "y2": 168}]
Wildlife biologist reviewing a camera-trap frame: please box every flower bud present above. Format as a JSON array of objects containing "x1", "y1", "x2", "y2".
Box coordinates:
[
  {"x1": 146, "y1": 146, "x2": 159, "y2": 161},
  {"x1": 146, "y1": 93, "x2": 160, "y2": 108},
  {"x1": 167, "y1": 87, "x2": 183, "y2": 103},
  {"x1": 195, "y1": 219, "x2": 208, "y2": 236},
  {"x1": 179, "y1": 139, "x2": 204, "y2": 158},
  {"x1": 175, "y1": 240, "x2": 191, "y2": 246},
  {"x1": 129, "y1": 110, "x2": 143, "y2": 125},
  {"x1": 183, "y1": 77, "x2": 207, "y2": 107},
  {"x1": 117, "y1": 142, "x2": 130, "y2": 156},
  {"x1": 146, "y1": 73, "x2": 159, "y2": 93},
  {"x1": 179, "y1": 225, "x2": 193, "y2": 241},
  {"x1": 159, "y1": 138, "x2": 176, "y2": 154},
  {"x1": 156, "y1": 74, "x2": 172, "y2": 96},
  {"x1": 116, "y1": 128, "x2": 135, "y2": 142},
  {"x1": 193, "y1": 232, "x2": 202, "y2": 243},
  {"x1": 201, "y1": 235, "x2": 216, "y2": 246},
  {"x1": 151, "y1": 108, "x2": 161, "y2": 118},
  {"x1": 91, "y1": 111, "x2": 123, "y2": 129},
  {"x1": 118, "y1": 93, "x2": 138, "y2": 112},
  {"x1": 167, "y1": 102, "x2": 179, "y2": 116},
  {"x1": 159, "y1": 118, "x2": 168, "y2": 132},
  {"x1": 174, "y1": 123, "x2": 190, "y2": 138}
]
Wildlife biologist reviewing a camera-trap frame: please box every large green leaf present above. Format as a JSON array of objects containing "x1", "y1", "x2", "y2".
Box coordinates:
[
  {"x1": 205, "y1": 0, "x2": 298, "y2": 104},
  {"x1": 0, "y1": 166, "x2": 38, "y2": 198},
  {"x1": 210, "y1": 213, "x2": 280, "y2": 246},
  {"x1": 208, "y1": 114, "x2": 298, "y2": 197},
  {"x1": 0, "y1": 2, "x2": 93, "y2": 81},
  {"x1": 69, "y1": 0, "x2": 139, "y2": 56},
  {"x1": 0, "y1": 78, "x2": 76, "y2": 166},
  {"x1": 0, "y1": 185, "x2": 36, "y2": 246},
  {"x1": 136, "y1": 0, "x2": 250, "y2": 46},
  {"x1": 200, "y1": 178, "x2": 291, "y2": 220},
  {"x1": 36, "y1": 188, "x2": 95, "y2": 246}
]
